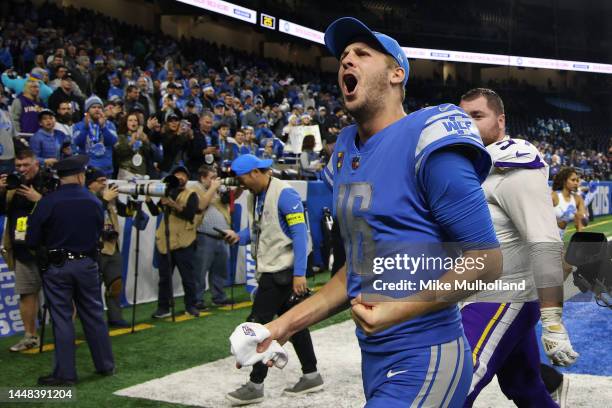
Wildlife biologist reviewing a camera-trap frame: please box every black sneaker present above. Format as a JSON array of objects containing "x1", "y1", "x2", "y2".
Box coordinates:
[
  {"x1": 185, "y1": 307, "x2": 200, "y2": 317},
  {"x1": 37, "y1": 375, "x2": 76, "y2": 386},
  {"x1": 195, "y1": 302, "x2": 209, "y2": 311},
  {"x1": 151, "y1": 309, "x2": 171, "y2": 319}
]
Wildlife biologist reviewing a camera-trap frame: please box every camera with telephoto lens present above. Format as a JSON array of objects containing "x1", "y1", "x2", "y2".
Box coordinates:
[
  {"x1": 218, "y1": 160, "x2": 239, "y2": 187},
  {"x1": 116, "y1": 175, "x2": 180, "y2": 198}
]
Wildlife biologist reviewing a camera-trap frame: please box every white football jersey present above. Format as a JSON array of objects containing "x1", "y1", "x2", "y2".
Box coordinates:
[{"x1": 470, "y1": 137, "x2": 564, "y2": 302}]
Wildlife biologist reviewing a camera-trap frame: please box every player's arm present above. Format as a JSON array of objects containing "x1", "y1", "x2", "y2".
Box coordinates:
[
  {"x1": 351, "y1": 147, "x2": 502, "y2": 335},
  {"x1": 262, "y1": 264, "x2": 349, "y2": 348},
  {"x1": 495, "y1": 169, "x2": 578, "y2": 366},
  {"x1": 495, "y1": 169, "x2": 565, "y2": 305}
]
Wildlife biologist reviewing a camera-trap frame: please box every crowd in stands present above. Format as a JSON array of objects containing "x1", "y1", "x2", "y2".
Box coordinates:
[
  {"x1": 0, "y1": 1, "x2": 349, "y2": 181},
  {"x1": 0, "y1": 0, "x2": 609, "y2": 183}
]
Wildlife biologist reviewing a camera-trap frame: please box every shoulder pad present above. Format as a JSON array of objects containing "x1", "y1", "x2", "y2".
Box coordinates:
[{"x1": 487, "y1": 138, "x2": 546, "y2": 170}]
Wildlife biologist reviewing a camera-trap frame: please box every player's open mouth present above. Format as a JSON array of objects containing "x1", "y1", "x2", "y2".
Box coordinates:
[{"x1": 343, "y1": 73, "x2": 358, "y2": 95}]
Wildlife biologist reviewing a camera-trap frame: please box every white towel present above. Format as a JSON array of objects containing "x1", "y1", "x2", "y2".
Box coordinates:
[{"x1": 230, "y1": 322, "x2": 288, "y2": 369}]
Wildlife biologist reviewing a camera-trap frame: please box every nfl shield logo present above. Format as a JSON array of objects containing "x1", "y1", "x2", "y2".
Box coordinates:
[
  {"x1": 351, "y1": 156, "x2": 360, "y2": 170},
  {"x1": 242, "y1": 325, "x2": 256, "y2": 337}
]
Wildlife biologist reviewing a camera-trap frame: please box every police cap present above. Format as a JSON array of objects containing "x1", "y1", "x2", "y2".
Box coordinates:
[{"x1": 54, "y1": 155, "x2": 89, "y2": 177}]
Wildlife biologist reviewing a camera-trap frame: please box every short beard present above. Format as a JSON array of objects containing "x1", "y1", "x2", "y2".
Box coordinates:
[
  {"x1": 343, "y1": 70, "x2": 387, "y2": 125},
  {"x1": 57, "y1": 113, "x2": 72, "y2": 124}
]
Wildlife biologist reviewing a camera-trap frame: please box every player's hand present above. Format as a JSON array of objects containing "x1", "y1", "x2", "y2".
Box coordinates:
[
  {"x1": 243, "y1": 319, "x2": 292, "y2": 369},
  {"x1": 16, "y1": 185, "x2": 42, "y2": 202},
  {"x1": 540, "y1": 307, "x2": 579, "y2": 367},
  {"x1": 350, "y1": 294, "x2": 404, "y2": 336},
  {"x1": 0, "y1": 174, "x2": 7, "y2": 191},
  {"x1": 102, "y1": 184, "x2": 119, "y2": 202},
  {"x1": 222, "y1": 229, "x2": 239, "y2": 245},
  {"x1": 292, "y1": 276, "x2": 308, "y2": 295},
  {"x1": 44, "y1": 158, "x2": 58, "y2": 167}
]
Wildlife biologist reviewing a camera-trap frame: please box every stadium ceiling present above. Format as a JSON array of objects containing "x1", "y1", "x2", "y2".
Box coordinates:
[{"x1": 159, "y1": 0, "x2": 611, "y2": 70}]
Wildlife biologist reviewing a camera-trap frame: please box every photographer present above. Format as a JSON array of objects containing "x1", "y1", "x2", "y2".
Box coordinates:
[
  {"x1": 86, "y1": 168, "x2": 129, "y2": 328},
  {"x1": 146, "y1": 166, "x2": 200, "y2": 318},
  {"x1": 224, "y1": 155, "x2": 321, "y2": 405},
  {"x1": 192, "y1": 165, "x2": 234, "y2": 309},
  {"x1": 0, "y1": 149, "x2": 55, "y2": 352}
]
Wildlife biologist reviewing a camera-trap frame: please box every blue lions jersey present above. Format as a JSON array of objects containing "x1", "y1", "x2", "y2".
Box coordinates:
[{"x1": 323, "y1": 104, "x2": 492, "y2": 351}]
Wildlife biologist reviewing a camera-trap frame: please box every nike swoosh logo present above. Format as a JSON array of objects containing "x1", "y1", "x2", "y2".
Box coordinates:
[
  {"x1": 292, "y1": 204, "x2": 300, "y2": 210},
  {"x1": 387, "y1": 369, "x2": 408, "y2": 378},
  {"x1": 515, "y1": 151, "x2": 530, "y2": 158}
]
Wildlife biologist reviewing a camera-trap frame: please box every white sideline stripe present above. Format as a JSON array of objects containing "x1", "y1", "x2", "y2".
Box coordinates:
[{"x1": 114, "y1": 320, "x2": 612, "y2": 408}]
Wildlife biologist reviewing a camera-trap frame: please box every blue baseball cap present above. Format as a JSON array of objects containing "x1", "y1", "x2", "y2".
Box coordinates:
[
  {"x1": 231, "y1": 154, "x2": 273, "y2": 176},
  {"x1": 324, "y1": 17, "x2": 409, "y2": 86}
]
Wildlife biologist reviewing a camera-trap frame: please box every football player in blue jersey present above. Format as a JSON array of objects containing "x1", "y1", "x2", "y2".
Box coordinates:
[
  {"x1": 252, "y1": 18, "x2": 503, "y2": 407},
  {"x1": 459, "y1": 88, "x2": 578, "y2": 407}
]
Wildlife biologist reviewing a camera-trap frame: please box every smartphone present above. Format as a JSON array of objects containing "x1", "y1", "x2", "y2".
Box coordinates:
[{"x1": 213, "y1": 227, "x2": 227, "y2": 237}]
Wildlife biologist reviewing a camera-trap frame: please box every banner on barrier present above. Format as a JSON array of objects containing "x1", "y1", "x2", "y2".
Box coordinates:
[{"x1": 0, "y1": 260, "x2": 22, "y2": 337}]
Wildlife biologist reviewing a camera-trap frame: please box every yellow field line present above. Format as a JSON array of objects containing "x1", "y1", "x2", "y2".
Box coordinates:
[
  {"x1": 109, "y1": 323, "x2": 154, "y2": 337},
  {"x1": 163, "y1": 311, "x2": 212, "y2": 322},
  {"x1": 566, "y1": 218, "x2": 612, "y2": 233},
  {"x1": 21, "y1": 340, "x2": 84, "y2": 354}
]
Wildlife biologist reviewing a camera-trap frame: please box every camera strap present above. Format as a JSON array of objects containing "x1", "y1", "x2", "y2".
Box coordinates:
[{"x1": 251, "y1": 177, "x2": 272, "y2": 266}]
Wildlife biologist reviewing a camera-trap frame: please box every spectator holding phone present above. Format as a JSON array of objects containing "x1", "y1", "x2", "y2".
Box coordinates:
[
  {"x1": 148, "y1": 113, "x2": 191, "y2": 176},
  {"x1": 114, "y1": 112, "x2": 154, "y2": 179}
]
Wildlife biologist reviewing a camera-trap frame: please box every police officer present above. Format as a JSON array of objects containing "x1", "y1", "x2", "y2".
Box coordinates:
[
  {"x1": 26, "y1": 155, "x2": 114, "y2": 386},
  {"x1": 223, "y1": 154, "x2": 322, "y2": 406}
]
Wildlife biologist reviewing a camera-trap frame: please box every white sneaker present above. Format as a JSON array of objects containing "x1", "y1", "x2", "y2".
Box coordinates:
[{"x1": 9, "y1": 334, "x2": 39, "y2": 352}]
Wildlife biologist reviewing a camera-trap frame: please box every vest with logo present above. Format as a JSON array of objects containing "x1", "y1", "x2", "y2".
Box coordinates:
[
  {"x1": 155, "y1": 188, "x2": 198, "y2": 254},
  {"x1": 246, "y1": 177, "x2": 311, "y2": 277}
]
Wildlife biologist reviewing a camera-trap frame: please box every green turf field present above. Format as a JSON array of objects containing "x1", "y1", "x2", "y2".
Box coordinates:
[
  {"x1": 1, "y1": 215, "x2": 611, "y2": 407},
  {"x1": 0, "y1": 271, "x2": 347, "y2": 407},
  {"x1": 564, "y1": 214, "x2": 612, "y2": 242}
]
